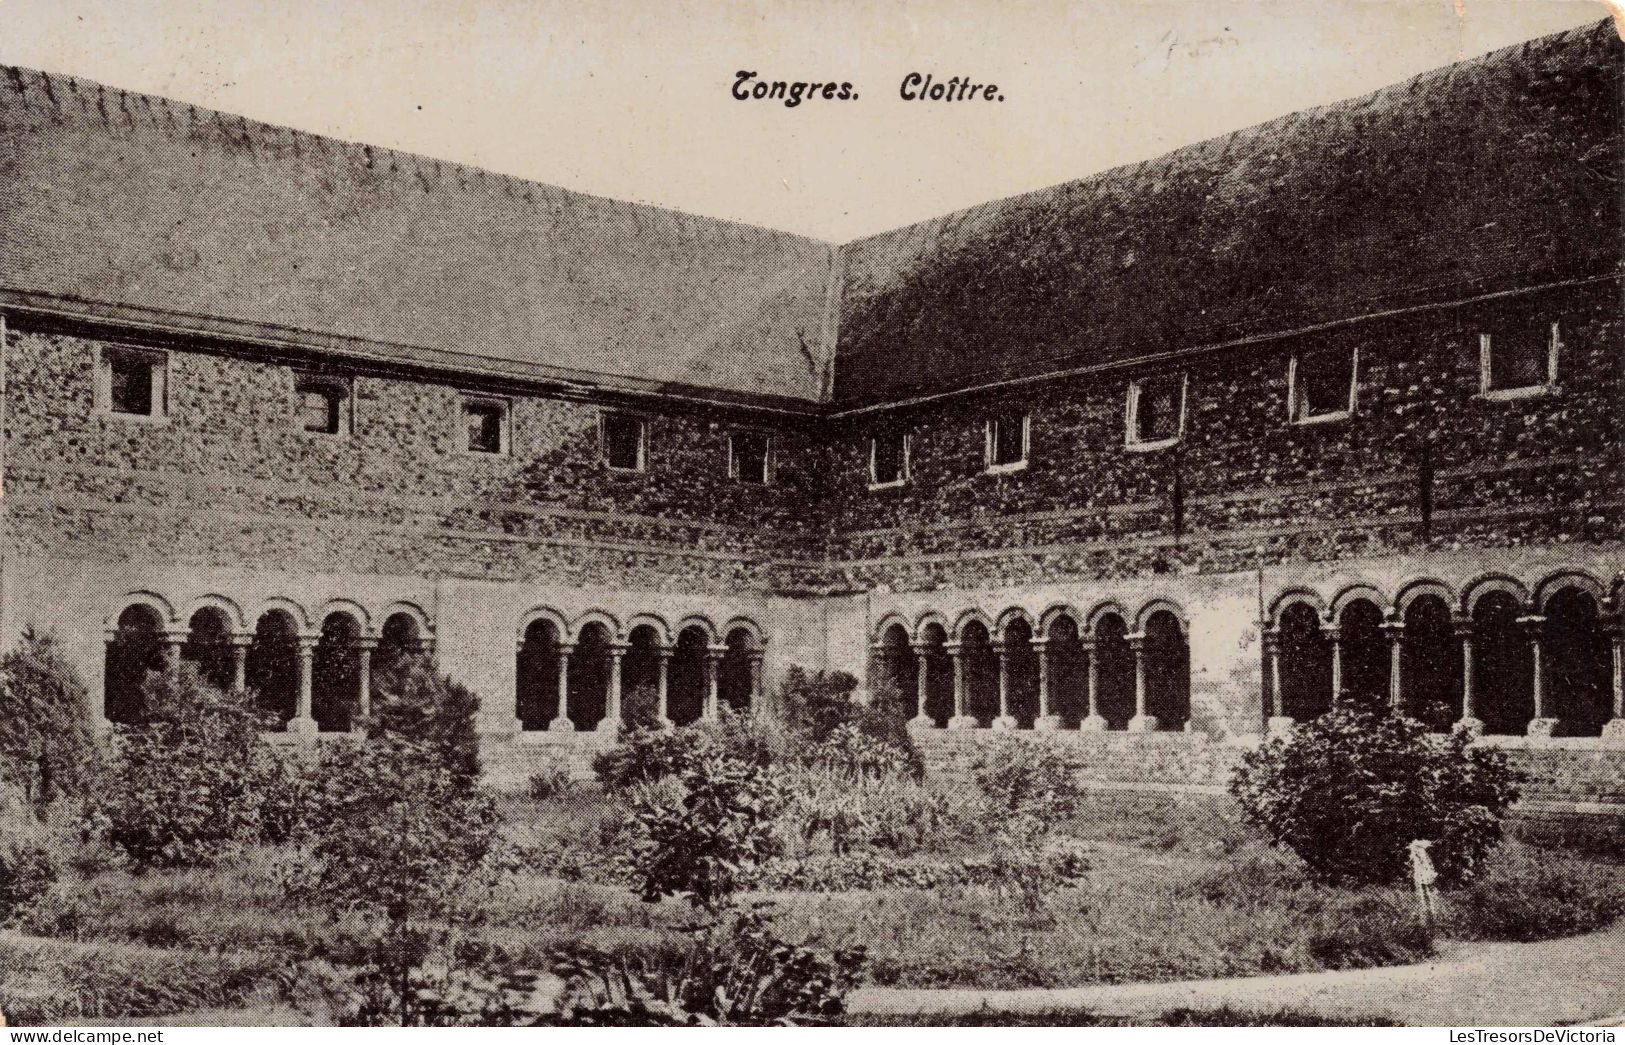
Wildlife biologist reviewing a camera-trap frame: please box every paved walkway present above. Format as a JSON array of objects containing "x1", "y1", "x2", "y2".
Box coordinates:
[{"x1": 850, "y1": 925, "x2": 1625, "y2": 1026}]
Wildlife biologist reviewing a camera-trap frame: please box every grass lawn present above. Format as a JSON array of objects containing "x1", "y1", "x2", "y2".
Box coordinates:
[{"x1": 3, "y1": 787, "x2": 1621, "y2": 1025}]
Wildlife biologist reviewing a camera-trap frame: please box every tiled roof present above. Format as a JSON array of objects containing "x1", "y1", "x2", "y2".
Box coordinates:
[
  {"x1": 1, "y1": 21, "x2": 1618, "y2": 411},
  {"x1": 833, "y1": 20, "x2": 1623, "y2": 406},
  {"x1": 0, "y1": 66, "x2": 840, "y2": 407}
]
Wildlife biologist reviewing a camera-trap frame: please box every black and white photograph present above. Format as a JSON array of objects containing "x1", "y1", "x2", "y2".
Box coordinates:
[{"x1": 0, "y1": 0, "x2": 1621, "y2": 1030}]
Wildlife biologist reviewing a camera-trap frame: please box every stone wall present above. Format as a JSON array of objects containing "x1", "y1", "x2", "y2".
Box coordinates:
[{"x1": 822, "y1": 282, "x2": 1623, "y2": 592}]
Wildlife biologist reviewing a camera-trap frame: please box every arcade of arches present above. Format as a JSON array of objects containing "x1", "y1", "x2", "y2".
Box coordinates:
[
  {"x1": 1264, "y1": 578, "x2": 1625, "y2": 738},
  {"x1": 870, "y1": 604, "x2": 1192, "y2": 733},
  {"x1": 102, "y1": 598, "x2": 763, "y2": 735}
]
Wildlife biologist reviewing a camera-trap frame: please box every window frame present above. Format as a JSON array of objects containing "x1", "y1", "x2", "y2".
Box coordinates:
[
  {"x1": 727, "y1": 429, "x2": 773, "y2": 485},
  {"x1": 1479, "y1": 321, "x2": 1559, "y2": 401},
  {"x1": 868, "y1": 430, "x2": 911, "y2": 490},
  {"x1": 983, "y1": 410, "x2": 1030, "y2": 474},
  {"x1": 96, "y1": 345, "x2": 168, "y2": 423},
  {"x1": 293, "y1": 373, "x2": 353, "y2": 438},
  {"x1": 1287, "y1": 346, "x2": 1359, "y2": 425},
  {"x1": 601, "y1": 412, "x2": 649, "y2": 473},
  {"x1": 459, "y1": 395, "x2": 511, "y2": 456},
  {"x1": 1125, "y1": 373, "x2": 1188, "y2": 451}
]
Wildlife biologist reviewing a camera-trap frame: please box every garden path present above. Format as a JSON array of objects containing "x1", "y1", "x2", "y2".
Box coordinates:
[{"x1": 850, "y1": 923, "x2": 1625, "y2": 1026}]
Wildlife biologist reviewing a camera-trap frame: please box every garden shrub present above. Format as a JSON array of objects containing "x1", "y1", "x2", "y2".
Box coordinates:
[
  {"x1": 778, "y1": 667, "x2": 923, "y2": 777},
  {"x1": 1230, "y1": 708, "x2": 1521, "y2": 885},
  {"x1": 1303, "y1": 892, "x2": 1434, "y2": 968},
  {"x1": 528, "y1": 764, "x2": 577, "y2": 800},
  {"x1": 972, "y1": 736, "x2": 1087, "y2": 821},
  {"x1": 95, "y1": 663, "x2": 273, "y2": 870},
  {"x1": 0, "y1": 801, "x2": 56, "y2": 922},
  {"x1": 776, "y1": 765, "x2": 973, "y2": 857},
  {"x1": 293, "y1": 668, "x2": 503, "y2": 1026},
  {"x1": 804, "y1": 722, "x2": 913, "y2": 780},
  {"x1": 1447, "y1": 845, "x2": 1625, "y2": 941},
  {"x1": 0, "y1": 630, "x2": 98, "y2": 811},
  {"x1": 367, "y1": 653, "x2": 483, "y2": 787},
  {"x1": 540, "y1": 906, "x2": 866, "y2": 1026},
  {"x1": 620, "y1": 752, "x2": 786, "y2": 909},
  {"x1": 592, "y1": 726, "x2": 716, "y2": 793},
  {"x1": 750, "y1": 849, "x2": 1089, "y2": 892}
]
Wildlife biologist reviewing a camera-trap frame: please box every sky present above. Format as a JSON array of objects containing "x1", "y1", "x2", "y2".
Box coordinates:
[{"x1": 0, "y1": 0, "x2": 1611, "y2": 241}]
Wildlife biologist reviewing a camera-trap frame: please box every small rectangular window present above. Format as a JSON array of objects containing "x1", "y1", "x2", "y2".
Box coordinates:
[
  {"x1": 102, "y1": 347, "x2": 166, "y2": 418},
  {"x1": 462, "y1": 399, "x2": 508, "y2": 454},
  {"x1": 604, "y1": 414, "x2": 647, "y2": 471},
  {"x1": 985, "y1": 411, "x2": 1028, "y2": 471},
  {"x1": 1290, "y1": 348, "x2": 1357, "y2": 423},
  {"x1": 1482, "y1": 321, "x2": 1556, "y2": 395},
  {"x1": 730, "y1": 431, "x2": 771, "y2": 484},
  {"x1": 295, "y1": 375, "x2": 350, "y2": 435},
  {"x1": 869, "y1": 430, "x2": 909, "y2": 488},
  {"x1": 1128, "y1": 375, "x2": 1185, "y2": 448}
]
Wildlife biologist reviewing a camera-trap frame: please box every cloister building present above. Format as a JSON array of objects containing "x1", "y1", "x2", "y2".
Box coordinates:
[{"x1": 3, "y1": 23, "x2": 1624, "y2": 805}]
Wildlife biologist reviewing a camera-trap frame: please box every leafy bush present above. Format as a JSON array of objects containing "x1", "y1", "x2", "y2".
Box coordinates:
[
  {"x1": 292, "y1": 667, "x2": 503, "y2": 1026},
  {"x1": 528, "y1": 764, "x2": 577, "y2": 800},
  {"x1": 804, "y1": 723, "x2": 913, "y2": 781},
  {"x1": 0, "y1": 801, "x2": 56, "y2": 922},
  {"x1": 0, "y1": 630, "x2": 98, "y2": 811},
  {"x1": 367, "y1": 653, "x2": 483, "y2": 788},
  {"x1": 1303, "y1": 892, "x2": 1434, "y2": 968},
  {"x1": 1447, "y1": 845, "x2": 1625, "y2": 941},
  {"x1": 1230, "y1": 708, "x2": 1522, "y2": 885},
  {"x1": 540, "y1": 906, "x2": 866, "y2": 1026},
  {"x1": 593, "y1": 726, "x2": 715, "y2": 793},
  {"x1": 94, "y1": 664, "x2": 273, "y2": 870},
  {"x1": 778, "y1": 667, "x2": 922, "y2": 778},
  {"x1": 621, "y1": 753, "x2": 786, "y2": 909},
  {"x1": 776, "y1": 765, "x2": 974, "y2": 857},
  {"x1": 972, "y1": 737, "x2": 1087, "y2": 821}
]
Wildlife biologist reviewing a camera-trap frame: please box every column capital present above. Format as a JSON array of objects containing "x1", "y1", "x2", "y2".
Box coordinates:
[
  {"x1": 1030, "y1": 638, "x2": 1050, "y2": 652},
  {"x1": 943, "y1": 640, "x2": 964, "y2": 653},
  {"x1": 1125, "y1": 631, "x2": 1148, "y2": 649},
  {"x1": 909, "y1": 641, "x2": 935, "y2": 653},
  {"x1": 160, "y1": 625, "x2": 192, "y2": 645},
  {"x1": 1260, "y1": 630, "x2": 1281, "y2": 653},
  {"x1": 556, "y1": 642, "x2": 577, "y2": 656},
  {"x1": 1379, "y1": 620, "x2": 1407, "y2": 640},
  {"x1": 294, "y1": 634, "x2": 321, "y2": 652},
  {"x1": 228, "y1": 632, "x2": 256, "y2": 648},
  {"x1": 353, "y1": 636, "x2": 380, "y2": 651},
  {"x1": 706, "y1": 644, "x2": 729, "y2": 658},
  {"x1": 1319, "y1": 624, "x2": 1341, "y2": 641},
  {"x1": 1451, "y1": 617, "x2": 1475, "y2": 640},
  {"x1": 1516, "y1": 614, "x2": 1548, "y2": 633},
  {"x1": 608, "y1": 642, "x2": 629, "y2": 657},
  {"x1": 656, "y1": 646, "x2": 674, "y2": 661}
]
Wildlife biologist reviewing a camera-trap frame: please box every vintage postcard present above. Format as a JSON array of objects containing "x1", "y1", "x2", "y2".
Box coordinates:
[{"x1": 0, "y1": 0, "x2": 1621, "y2": 1032}]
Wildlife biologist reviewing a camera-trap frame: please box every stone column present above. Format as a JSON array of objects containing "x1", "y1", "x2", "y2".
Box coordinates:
[
  {"x1": 703, "y1": 646, "x2": 722, "y2": 722},
  {"x1": 229, "y1": 635, "x2": 252, "y2": 693},
  {"x1": 599, "y1": 644, "x2": 625, "y2": 733},
  {"x1": 354, "y1": 636, "x2": 376, "y2": 731},
  {"x1": 161, "y1": 628, "x2": 188, "y2": 670},
  {"x1": 1126, "y1": 631, "x2": 1158, "y2": 732},
  {"x1": 1520, "y1": 615, "x2": 1556, "y2": 738},
  {"x1": 992, "y1": 642, "x2": 1017, "y2": 729},
  {"x1": 289, "y1": 635, "x2": 319, "y2": 736},
  {"x1": 947, "y1": 641, "x2": 976, "y2": 729},
  {"x1": 1080, "y1": 638, "x2": 1107, "y2": 731},
  {"x1": 1034, "y1": 639, "x2": 1062, "y2": 731},
  {"x1": 1323, "y1": 624, "x2": 1343, "y2": 707},
  {"x1": 1605, "y1": 621, "x2": 1625, "y2": 744},
  {"x1": 748, "y1": 652, "x2": 764, "y2": 710},
  {"x1": 909, "y1": 642, "x2": 935, "y2": 727},
  {"x1": 1382, "y1": 619, "x2": 1406, "y2": 714},
  {"x1": 1263, "y1": 629, "x2": 1293, "y2": 734},
  {"x1": 1453, "y1": 618, "x2": 1483, "y2": 736},
  {"x1": 656, "y1": 649, "x2": 673, "y2": 729},
  {"x1": 550, "y1": 643, "x2": 576, "y2": 731}
]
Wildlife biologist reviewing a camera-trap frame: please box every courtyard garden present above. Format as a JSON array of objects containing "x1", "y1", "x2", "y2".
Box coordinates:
[{"x1": 1, "y1": 636, "x2": 1622, "y2": 1026}]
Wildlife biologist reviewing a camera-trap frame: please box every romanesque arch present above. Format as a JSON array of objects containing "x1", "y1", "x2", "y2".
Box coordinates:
[
  {"x1": 1544, "y1": 585, "x2": 1611, "y2": 737},
  {"x1": 1276, "y1": 599, "x2": 1332, "y2": 723},
  {"x1": 1140, "y1": 607, "x2": 1190, "y2": 730},
  {"x1": 104, "y1": 601, "x2": 167, "y2": 724},
  {"x1": 1400, "y1": 592, "x2": 1460, "y2": 731},
  {"x1": 1472, "y1": 588, "x2": 1532, "y2": 735}
]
